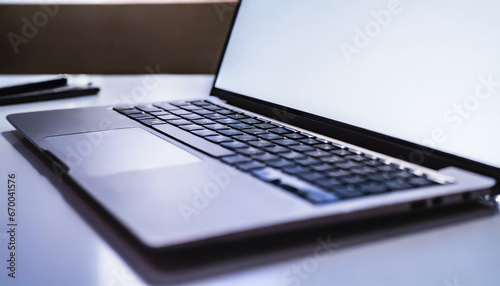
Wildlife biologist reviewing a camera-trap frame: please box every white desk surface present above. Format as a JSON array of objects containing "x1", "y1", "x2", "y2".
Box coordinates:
[{"x1": 0, "y1": 75, "x2": 499, "y2": 286}]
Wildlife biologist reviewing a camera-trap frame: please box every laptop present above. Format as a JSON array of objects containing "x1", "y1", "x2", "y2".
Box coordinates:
[{"x1": 7, "y1": 0, "x2": 500, "y2": 250}]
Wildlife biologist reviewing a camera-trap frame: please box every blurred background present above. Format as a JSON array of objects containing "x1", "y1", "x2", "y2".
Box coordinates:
[{"x1": 0, "y1": 0, "x2": 237, "y2": 74}]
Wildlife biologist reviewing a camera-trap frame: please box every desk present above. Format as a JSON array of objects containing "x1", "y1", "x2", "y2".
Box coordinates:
[{"x1": 0, "y1": 75, "x2": 499, "y2": 286}]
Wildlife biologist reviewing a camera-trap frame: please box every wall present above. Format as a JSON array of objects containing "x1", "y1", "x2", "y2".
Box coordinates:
[{"x1": 0, "y1": 2, "x2": 237, "y2": 74}]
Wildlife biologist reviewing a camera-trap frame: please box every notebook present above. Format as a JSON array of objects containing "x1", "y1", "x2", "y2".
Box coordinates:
[{"x1": 7, "y1": 0, "x2": 499, "y2": 249}]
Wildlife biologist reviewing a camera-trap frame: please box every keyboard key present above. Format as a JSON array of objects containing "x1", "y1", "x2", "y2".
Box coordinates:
[
  {"x1": 265, "y1": 145, "x2": 290, "y2": 153},
  {"x1": 320, "y1": 155, "x2": 346, "y2": 164},
  {"x1": 167, "y1": 119, "x2": 192, "y2": 126},
  {"x1": 191, "y1": 129, "x2": 218, "y2": 137},
  {"x1": 378, "y1": 164, "x2": 400, "y2": 172},
  {"x1": 309, "y1": 163, "x2": 335, "y2": 172},
  {"x1": 170, "y1": 101, "x2": 190, "y2": 106},
  {"x1": 280, "y1": 151, "x2": 306, "y2": 160},
  {"x1": 268, "y1": 127, "x2": 292, "y2": 134},
  {"x1": 384, "y1": 179, "x2": 413, "y2": 191},
  {"x1": 251, "y1": 167, "x2": 282, "y2": 182},
  {"x1": 216, "y1": 118, "x2": 240, "y2": 124},
  {"x1": 154, "y1": 102, "x2": 178, "y2": 110},
  {"x1": 330, "y1": 185, "x2": 364, "y2": 199},
  {"x1": 228, "y1": 114, "x2": 248, "y2": 119},
  {"x1": 233, "y1": 134, "x2": 258, "y2": 141},
  {"x1": 229, "y1": 123, "x2": 253, "y2": 130},
  {"x1": 252, "y1": 167, "x2": 339, "y2": 203},
  {"x1": 331, "y1": 149, "x2": 355, "y2": 156},
  {"x1": 254, "y1": 123, "x2": 278, "y2": 129},
  {"x1": 298, "y1": 172, "x2": 326, "y2": 182},
  {"x1": 181, "y1": 113, "x2": 203, "y2": 120},
  {"x1": 190, "y1": 100, "x2": 211, "y2": 106},
  {"x1": 205, "y1": 113, "x2": 227, "y2": 120},
  {"x1": 181, "y1": 105, "x2": 202, "y2": 110},
  {"x1": 243, "y1": 128, "x2": 267, "y2": 135},
  {"x1": 391, "y1": 170, "x2": 417, "y2": 179},
  {"x1": 408, "y1": 177, "x2": 435, "y2": 187},
  {"x1": 284, "y1": 133, "x2": 306, "y2": 139},
  {"x1": 367, "y1": 173, "x2": 392, "y2": 182},
  {"x1": 193, "y1": 119, "x2": 216, "y2": 125},
  {"x1": 128, "y1": 113, "x2": 154, "y2": 119},
  {"x1": 302, "y1": 190, "x2": 341, "y2": 204},
  {"x1": 316, "y1": 178, "x2": 343, "y2": 188},
  {"x1": 365, "y1": 160, "x2": 384, "y2": 167},
  {"x1": 170, "y1": 109, "x2": 192, "y2": 115},
  {"x1": 149, "y1": 110, "x2": 171, "y2": 116},
  {"x1": 351, "y1": 166, "x2": 377, "y2": 175},
  {"x1": 139, "y1": 118, "x2": 166, "y2": 125},
  {"x1": 282, "y1": 165, "x2": 310, "y2": 175},
  {"x1": 179, "y1": 124, "x2": 204, "y2": 131},
  {"x1": 217, "y1": 109, "x2": 235, "y2": 115},
  {"x1": 325, "y1": 169, "x2": 350, "y2": 178},
  {"x1": 340, "y1": 175, "x2": 367, "y2": 185},
  {"x1": 299, "y1": 138, "x2": 321, "y2": 145},
  {"x1": 289, "y1": 144, "x2": 315, "y2": 152},
  {"x1": 204, "y1": 105, "x2": 223, "y2": 111},
  {"x1": 241, "y1": 118, "x2": 263, "y2": 124},
  {"x1": 205, "y1": 135, "x2": 233, "y2": 143},
  {"x1": 336, "y1": 160, "x2": 362, "y2": 169},
  {"x1": 358, "y1": 182, "x2": 388, "y2": 194},
  {"x1": 248, "y1": 139, "x2": 275, "y2": 148},
  {"x1": 252, "y1": 152, "x2": 280, "y2": 162},
  {"x1": 345, "y1": 154, "x2": 369, "y2": 162},
  {"x1": 206, "y1": 124, "x2": 230, "y2": 130},
  {"x1": 236, "y1": 161, "x2": 266, "y2": 171},
  {"x1": 218, "y1": 129, "x2": 244, "y2": 136},
  {"x1": 295, "y1": 157, "x2": 321, "y2": 166},
  {"x1": 157, "y1": 114, "x2": 180, "y2": 121},
  {"x1": 113, "y1": 105, "x2": 134, "y2": 111},
  {"x1": 193, "y1": 109, "x2": 215, "y2": 115},
  {"x1": 237, "y1": 147, "x2": 265, "y2": 156},
  {"x1": 305, "y1": 149, "x2": 331, "y2": 158},
  {"x1": 221, "y1": 154, "x2": 251, "y2": 164},
  {"x1": 153, "y1": 124, "x2": 235, "y2": 157},
  {"x1": 273, "y1": 139, "x2": 300, "y2": 146},
  {"x1": 313, "y1": 143, "x2": 339, "y2": 151},
  {"x1": 258, "y1": 133, "x2": 283, "y2": 140},
  {"x1": 136, "y1": 105, "x2": 162, "y2": 112},
  {"x1": 267, "y1": 158, "x2": 295, "y2": 168},
  {"x1": 221, "y1": 141, "x2": 248, "y2": 149}
]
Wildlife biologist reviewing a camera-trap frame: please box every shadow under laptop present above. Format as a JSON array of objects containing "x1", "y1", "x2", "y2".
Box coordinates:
[{"x1": 4, "y1": 130, "x2": 499, "y2": 285}]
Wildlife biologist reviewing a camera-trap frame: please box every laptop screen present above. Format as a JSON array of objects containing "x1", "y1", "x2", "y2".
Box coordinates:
[{"x1": 214, "y1": 0, "x2": 500, "y2": 169}]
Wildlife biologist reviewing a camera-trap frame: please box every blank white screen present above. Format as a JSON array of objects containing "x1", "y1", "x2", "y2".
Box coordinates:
[{"x1": 215, "y1": 0, "x2": 500, "y2": 168}]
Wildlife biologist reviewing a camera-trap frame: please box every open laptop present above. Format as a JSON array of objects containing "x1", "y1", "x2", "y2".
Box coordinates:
[{"x1": 7, "y1": 0, "x2": 500, "y2": 250}]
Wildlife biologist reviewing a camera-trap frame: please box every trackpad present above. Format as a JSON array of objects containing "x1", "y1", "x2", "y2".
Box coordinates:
[{"x1": 45, "y1": 128, "x2": 201, "y2": 176}]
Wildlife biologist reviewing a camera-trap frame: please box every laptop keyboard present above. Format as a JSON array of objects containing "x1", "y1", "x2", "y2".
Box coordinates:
[{"x1": 114, "y1": 100, "x2": 444, "y2": 205}]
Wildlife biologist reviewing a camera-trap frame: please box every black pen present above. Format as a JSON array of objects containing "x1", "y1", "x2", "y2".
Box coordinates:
[
  {"x1": 0, "y1": 85, "x2": 100, "y2": 106},
  {"x1": 0, "y1": 76, "x2": 68, "y2": 96}
]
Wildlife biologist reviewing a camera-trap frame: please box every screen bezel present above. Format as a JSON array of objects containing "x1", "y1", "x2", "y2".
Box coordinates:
[{"x1": 209, "y1": 0, "x2": 499, "y2": 190}]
